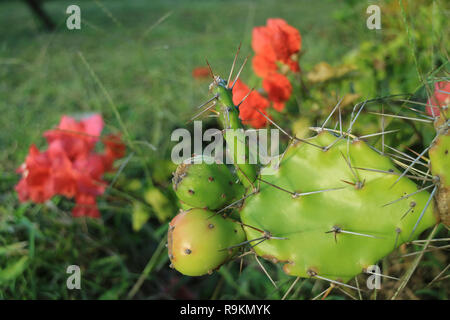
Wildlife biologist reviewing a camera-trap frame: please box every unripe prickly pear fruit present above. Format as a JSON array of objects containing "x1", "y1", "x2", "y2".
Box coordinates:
[
  {"x1": 172, "y1": 155, "x2": 244, "y2": 210},
  {"x1": 168, "y1": 208, "x2": 245, "y2": 276}
]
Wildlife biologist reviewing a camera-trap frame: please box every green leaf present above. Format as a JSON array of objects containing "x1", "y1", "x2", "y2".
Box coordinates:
[
  {"x1": 0, "y1": 256, "x2": 29, "y2": 285},
  {"x1": 132, "y1": 202, "x2": 151, "y2": 232},
  {"x1": 144, "y1": 187, "x2": 173, "y2": 223},
  {"x1": 0, "y1": 242, "x2": 27, "y2": 256}
]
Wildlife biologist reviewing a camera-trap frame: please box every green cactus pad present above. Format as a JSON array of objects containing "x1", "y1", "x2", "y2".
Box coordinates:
[
  {"x1": 240, "y1": 131, "x2": 438, "y2": 282},
  {"x1": 429, "y1": 128, "x2": 449, "y2": 226},
  {"x1": 172, "y1": 156, "x2": 244, "y2": 210},
  {"x1": 211, "y1": 77, "x2": 258, "y2": 188},
  {"x1": 168, "y1": 208, "x2": 245, "y2": 276}
]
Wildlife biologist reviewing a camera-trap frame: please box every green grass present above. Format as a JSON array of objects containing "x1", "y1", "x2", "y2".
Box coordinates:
[
  {"x1": 0, "y1": 0, "x2": 447, "y2": 299},
  {"x1": 0, "y1": 0, "x2": 361, "y2": 168}
]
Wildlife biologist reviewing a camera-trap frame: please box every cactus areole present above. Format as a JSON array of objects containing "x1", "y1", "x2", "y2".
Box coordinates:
[{"x1": 167, "y1": 73, "x2": 442, "y2": 282}]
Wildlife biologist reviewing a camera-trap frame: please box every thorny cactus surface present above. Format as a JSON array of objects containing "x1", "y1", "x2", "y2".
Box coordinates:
[
  {"x1": 430, "y1": 115, "x2": 449, "y2": 226},
  {"x1": 167, "y1": 55, "x2": 449, "y2": 289}
]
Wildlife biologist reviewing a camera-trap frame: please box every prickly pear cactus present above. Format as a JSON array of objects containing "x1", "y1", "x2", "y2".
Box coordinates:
[
  {"x1": 240, "y1": 130, "x2": 437, "y2": 282},
  {"x1": 166, "y1": 59, "x2": 446, "y2": 287}
]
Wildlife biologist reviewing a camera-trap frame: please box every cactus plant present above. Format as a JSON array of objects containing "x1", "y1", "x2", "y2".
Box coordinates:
[{"x1": 166, "y1": 55, "x2": 448, "y2": 294}]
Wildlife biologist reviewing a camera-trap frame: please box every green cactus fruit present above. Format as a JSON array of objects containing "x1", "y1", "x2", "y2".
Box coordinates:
[
  {"x1": 240, "y1": 131, "x2": 438, "y2": 282},
  {"x1": 168, "y1": 208, "x2": 245, "y2": 276},
  {"x1": 178, "y1": 199, "x2": 194, "y2": 211},
  {"x1": 429, "y1": 121, "x2": 449, "y2": 226},
  {"x1": 172, "y1": 155, "x2": 244, "y2": 210}
]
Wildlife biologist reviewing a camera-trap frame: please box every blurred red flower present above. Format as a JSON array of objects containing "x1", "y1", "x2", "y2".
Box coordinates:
[
  {"x1": 44, "y1": 114, "x2": 103, "y2": 160},
  {"x1": 426, "y1": 81, "x2": 449, "y2": 117},
  {"x1": 252, "y1": 18, "x2": 301, "y2": 77},
  {"x1": 15, "y1": 114, "x2": 125, "y2": 218},
  {"x1": 192, "y1": 66, "x2": 211, "y2": 79},
  {"x1": 262, "y1": 73, "x2": 292, "y2": 111},
  {"x1": 102, "y1": 134, "x2": 126, "y2": 171},
  {"x1": 46, "y1": 140, "x2": 78, "y2": 199},
  {"x1": 72, "y1": 193, "x2": 101, "y2": 218},
  {"x1": 232, "y1": 79, "x2": 270, "y2": 129},
  {"x1": 252, "y1": 48, "x2": 278, "y2": 78},
  {"x1": 15, "y1": 145, "x2": 54, "y2": 203}
]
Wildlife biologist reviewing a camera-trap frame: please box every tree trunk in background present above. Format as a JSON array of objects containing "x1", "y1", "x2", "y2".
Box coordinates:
[{"x1": 24, "y1": 0, "x2": 55, "y2": 31}]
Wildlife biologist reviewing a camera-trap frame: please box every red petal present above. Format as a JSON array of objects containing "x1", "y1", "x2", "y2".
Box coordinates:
[
  {"x1": 232, "y1": 80, "x2": 270, "y2": 129},
  {"x1": 17, "y1": 145, "x2": 54, "y2": 203},
  {"x1": 267, "y1": 18, "x2": 301, "y2": 55},
  {"x1": 72, "y1": 193, "x2": 101, "y2": 218},
  {"x1": 102, "y1": 134, "x2": 126, "y2": 171},
  {"x1": 251, "y1": 26, "x2": 273, "y2": 55},
  {"x1": 251, "y1": 19, "x2": 301, "y2": 76},
  {"x1": 426, "y1": 81, "x2": 450, "y2": 117},
  {"x1": 43, "y1": 114, "x2": 104, "y2": 159},
  {"x1": 252, "y1": 54, "x2": 277, "y2": 78},
  {"x1": 192, "y1": 66, "x2": 211, "y2": 79},
  {"x1": 262, "y1": 73, "x2": 292, "y2": 109}
]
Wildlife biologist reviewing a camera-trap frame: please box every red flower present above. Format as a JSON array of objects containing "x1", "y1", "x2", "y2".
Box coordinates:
[
  {"x1": 72, "y1": 193, "x2": 101, "y2": 218},
  {"x1": 15, "y1": 114, "x2": 125, "y2": 218},
  {"x1": 73, "y1": 154, "x2": 107, "y2": 196},
  {"x1": 102, "y1": 134, "x2": 126, "y2": 171},
  {"x1": 192, "y1": 66, "x2": 211, "y2": 79},
  {"x1": 252, "y1": 18, "x2": 301, "y2": 77},
  {"x1": 265, "y1": 19, "x2": 301, "y2": 61},
  {"x1": 15, "y1": 145, "x2": 54, "y2": 203},
  {"x1": 426, "y1": 81, "x2": 450, "y2": 117},
  {"x1": 43, "y1": 114, "x2": 104, "y2": 160},
  {"x1": 46, "y1": 140, "x2": 77, "y2": 199},
  {"x1": 262, "y1": 73, "x2": 292, "y2": 112},
  {"x1": 232, "y1": 79, "x2": 270, "y2": 129},
  {"x1": 252, "y1": 54, "x2": 278, "y2": 78}
]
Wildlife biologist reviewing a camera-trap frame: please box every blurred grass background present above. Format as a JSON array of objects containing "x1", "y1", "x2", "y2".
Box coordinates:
[
  {"x1": 0, "y1": 0, "x2": 448, "y2": 299},
  {"x1": 0, "y1": 0, "x2": 365, "y2": 168}
]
